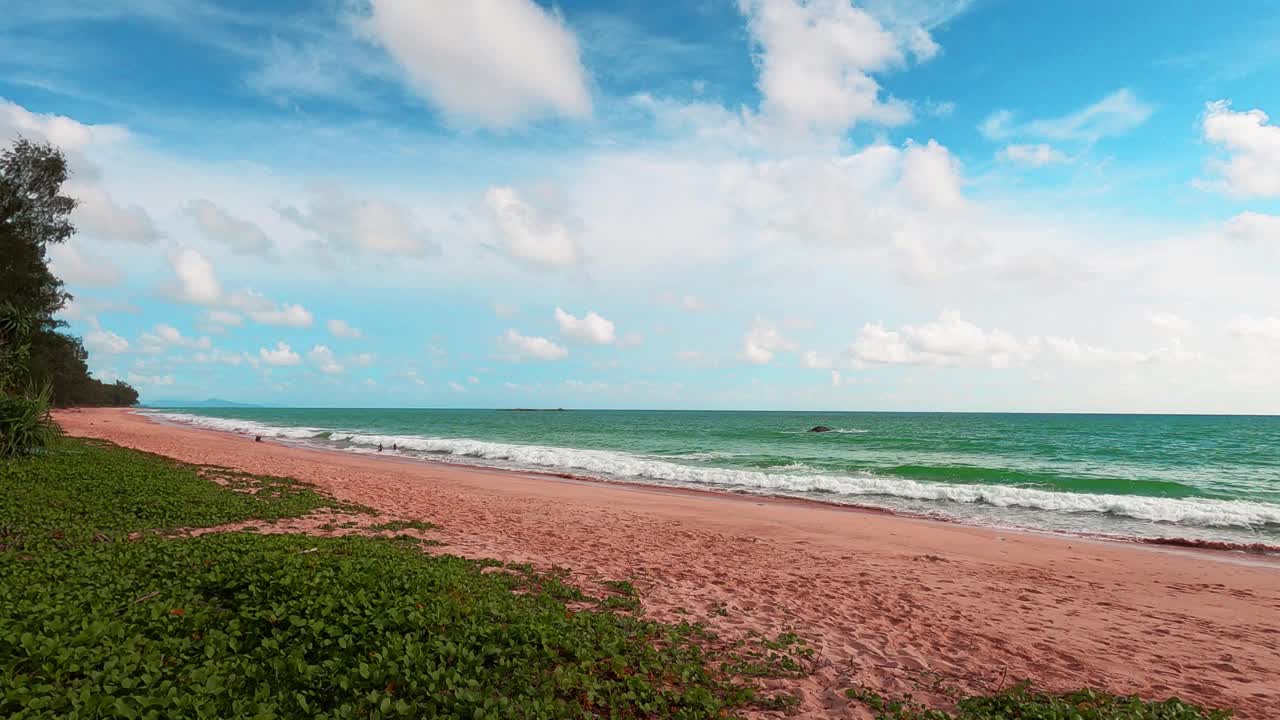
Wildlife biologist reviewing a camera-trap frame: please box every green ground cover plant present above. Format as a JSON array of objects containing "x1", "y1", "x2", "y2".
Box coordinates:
[
  {"x1": 0, "y1": 438, "x2": 785, "y2": 719},
  {"x1": 846, "y1": 684, "x2": 1232, "y2": 719}
]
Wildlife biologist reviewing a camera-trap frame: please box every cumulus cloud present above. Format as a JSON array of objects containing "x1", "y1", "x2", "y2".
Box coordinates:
[
  {"x1": 497, "y1": 329, "x2": 568, "y2": 361},
  {"x1": 998, "y1": 143, "x2": 1070, "y2": 167},
  {"x1": 740, "y1": 319, "x2": 796, "y2": 365},
  {"x1": 554, "y1": 307, "x2": 616, "y2": 344},
  {"x1": 0, "y1": 98, "x2": 128, "y2": 150},
  {"x1": 738, "y1": 0, "x2": 933, "y2": 133},
  {"x1": 139, "y1": 324, "x2": 212, "y2": 354},
  {"x1": 327, "y1": 319, "x2": 363, "y2": 339},
  {"x1": 184, "y1": 198, "x2": 273, "y2": 256},
  {"x1": 67, "y1": 183, "x2": 160, "y2": 243},
  {"x1": 850, "y1": 311, "x2": 1030, "y2": 368},
  {"x1": 1227, "y1": 314, "x2": 1280, "y2": 342},
  {"x1": 1201, "y1": 101, "x2": 1280, "y2": 198},
  {"x1": 899, "y1": 139, "x2": 964, "y2": 210},
  {"x1": 308, "y1": 344, "x2": 344, "y2": 374},
  {"x1": 85, "y1": 329, "x2": 129, "y2": 355},
  {"x1": 259, "y1": 342, "x2": 301, "y2": 366},
  {"x1": 1224, "y1": 211, "x2": 1280, "y2": 243},
  {"x1": 200, "y1": 310, "x2": 243, "y2": 333},
  {"x1": 277, "y1": 183, "x2": 436, "y2": 256},
  {"x1": 358, "y1": 0, "x2": 590, "y2": 127},
  {"x1": 168, "y1": 248, "x2": 223, "y2": 305},
  {"x1": 47, "y1": 242, "x2": 122, "y2": 287},
  {"x1": 484, "y1": 187, "x2": 580, "y2": 270},
  {"x1": 980, "y1": 89, "x2": 1153, "y2": 143},
  {"x1": 166, "y1": 248, "x2": 313, "y2": 328},
  {"x1": 448, "y1": 380, "x2": 466, "y2": 393},
  {"x1": 246, "y1": 303, "x2": 313, "y2": 328}
]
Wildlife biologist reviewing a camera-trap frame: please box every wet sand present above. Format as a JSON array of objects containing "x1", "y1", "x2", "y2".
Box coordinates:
[{"x1": 58, "y1": 408, "x2": 1280, "y2": 718}]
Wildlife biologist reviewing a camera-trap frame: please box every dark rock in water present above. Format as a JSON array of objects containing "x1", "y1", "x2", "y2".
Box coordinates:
[{"x1": 808, "y1": 425, "x2": 833, "y2": 433}]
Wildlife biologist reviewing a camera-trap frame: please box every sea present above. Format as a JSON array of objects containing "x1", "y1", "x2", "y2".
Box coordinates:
[{"x1": 144, "y1": 409, "x2": 1280, "y2": 549}]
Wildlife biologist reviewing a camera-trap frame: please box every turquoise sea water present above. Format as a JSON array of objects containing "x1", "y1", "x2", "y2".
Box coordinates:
[{"x1": 147, "y1": 409, "x2": 1280, "y2": 548}]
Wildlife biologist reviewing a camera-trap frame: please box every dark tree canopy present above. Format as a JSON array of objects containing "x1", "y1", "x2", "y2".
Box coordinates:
[{"x1": 0, "y1": 138, "x2": 137, "y2": 406}]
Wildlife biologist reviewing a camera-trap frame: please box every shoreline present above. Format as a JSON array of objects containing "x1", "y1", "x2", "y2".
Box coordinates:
[
  {"x1": 55, "y1": 408, "x2": 1280, "y2": 718},
  {"x1": 140, "y1": 408, "x2": 1280, "y2": 559}
]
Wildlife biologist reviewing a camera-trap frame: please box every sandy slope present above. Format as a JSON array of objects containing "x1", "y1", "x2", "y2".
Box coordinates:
[{"x1": 56, "y1": 408, "x2": 1280, "y2": 718}]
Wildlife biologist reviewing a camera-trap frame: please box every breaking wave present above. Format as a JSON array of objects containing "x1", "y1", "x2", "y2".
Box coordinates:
[{"x1": 148, "y1": 411, "x2": 1280, "y2": 531}]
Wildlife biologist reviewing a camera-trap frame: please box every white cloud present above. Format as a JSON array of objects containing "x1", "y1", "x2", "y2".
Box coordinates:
[
  {"x1": 166, "y1": 249, "x2": 313, "y2": 328},
  {"x1": 327, "y1": 319, "x2": 363, "y2": 339},
  {"x1": 259, "y1": 342, "x2": 301, "y2": 366},
  {"x1": 1224, "y1": 211, "x2": 1280, "y2": 243},
  {"x1": 1227, "y1": 314, "x2": 1280, "y2": 342},
  {"x1": 308, "y1": 344, "x2": 344, "y2": 374},
  {"x1": 467, "y1": 375, "x2": 479, "y2": 384},
  {"x1": 850, "y1": 311, "x2": 1031, "y2": 368},
  {"x1": 739, "y1": 0, "x2": 933, "y2": 133},
  {"x1": 0, "y1": 98, "x2": 129, "y2": 150},
  {"x1": 492, "y1": 302, "x2": 520, "y2": 318},
  {"x1": 184, "y1": 198, "x2": 272, "y2": 255},
  {"x1": 998, "y1": 143, "x2": 1070, "y2": 167},
  {"x1": 980, "y1": 89, "x2": 1153, "y2": 143},
  {"x1": 800, "y1": 350, "x2": 833, "y2": 369},
  {"x1": 67, "y1": 182, "x2": 160, "y2": 244},
  {"x1": 168, "y1": 248, "x2": 223, "y2": 305},
  {"x1": 246, "y1": 303, "x2": 313, "y2": 328},
  {"x1": 554, "y1": 307, "x2": 616, "y2": 344},
  {"x1": 739, "y1": 0, "x2": 909, "y2": 133},
  {"x1": 484, "y1": 186, "x2": 580, "y2": 270},
  {"x1": 740, "y1": 318, "x2": 795, "y2": 365},
  {"x1": 497, "y1": 329, "x2": 568, "y2": 361},
  {"x1": 899, "y1": 139, "x2": 964, "y2": 211},
  {"x1": 448, "y1": 380, "x2": 466, "y2": 393},
  {"x1": 1146, "y1": 310, "x2": 1190, "y2": 332},
  {"x1": 192, "y1": 349, "x2": 249, "y2": 366},
  {"x1": 84, "y1": 329, "x2": 129, "y2": 355},
  {"x1": 47, "y1": 242, "x2": 122, "y2": 287},
  {"x1": 1201, "y1": 101, "x2": 1280, "y2": 198},
  {"x1": 138, "y1": 324, "x2": 212, "y2": 355},
  {"x1": 353, "y1": 352, "x2": 376, "y2": 367},
  {"x1": 359, "y1": 0, "x2": 590, "y2": 127},
  {"x1": 277, "y1": 183, "x2": 436, "y2": 256}
]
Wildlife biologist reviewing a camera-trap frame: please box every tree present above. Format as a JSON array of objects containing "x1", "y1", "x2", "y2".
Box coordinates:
[
  {"x1": 0, "y1": 139, "x2": 75, "y2": 328},
  {"x1": 0, "y1": 138, "x2": 137, "y2": 407}
]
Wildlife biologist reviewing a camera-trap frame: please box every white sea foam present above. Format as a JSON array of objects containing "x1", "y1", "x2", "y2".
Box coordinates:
[{"x1": 151, "y1": 411, "x2": 1280, "y2": 531}]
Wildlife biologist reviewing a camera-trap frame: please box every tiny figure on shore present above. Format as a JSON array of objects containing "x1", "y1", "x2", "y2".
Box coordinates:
[
  {"x1": 255, "y1": 435, "x2": 262, "y2": 442},
  {"x1": 377, "y1": 443, "x2": 383, "y2": 452},
  {"x1": 392, "y1": 443, "x2": 398, "y2": 451}
]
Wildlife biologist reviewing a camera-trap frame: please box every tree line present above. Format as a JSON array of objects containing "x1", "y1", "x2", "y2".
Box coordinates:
[{"x1": 1, "y1": 138, "x2": 139, "y2": 408}]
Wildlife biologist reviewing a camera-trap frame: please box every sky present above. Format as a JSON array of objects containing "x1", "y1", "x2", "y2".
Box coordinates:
[{"x1": 1, "y1": 0, "x2": 1279, "y2": 413}]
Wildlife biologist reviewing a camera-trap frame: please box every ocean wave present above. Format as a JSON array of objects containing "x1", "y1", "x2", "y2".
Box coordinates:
[{"x1": 151, "y1": 412, "x2": 1280, "y2": 531}]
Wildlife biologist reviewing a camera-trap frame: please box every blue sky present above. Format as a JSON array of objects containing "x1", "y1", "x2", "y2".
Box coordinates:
[{"x1": 2, "y1": 0, "x2": 1279, "y2": 412}]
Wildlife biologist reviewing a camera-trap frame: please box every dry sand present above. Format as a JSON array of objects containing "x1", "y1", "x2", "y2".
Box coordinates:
[{"x1": 57, "y1": 408, "x2": 1280, "y2": 718}]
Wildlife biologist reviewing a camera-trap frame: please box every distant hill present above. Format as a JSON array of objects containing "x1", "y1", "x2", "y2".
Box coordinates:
[{"x1": 144, "y1": 398, "x2": 261, "y2": 408}]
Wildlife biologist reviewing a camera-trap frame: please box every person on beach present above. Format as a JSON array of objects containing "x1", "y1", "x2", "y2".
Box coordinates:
[
  {"x1": 392, "y1": 443, "x2": 398, "y2": 451},
  {"x1": 255, "y1": 435, "x2": 261, "y2": 442},
  {"x1": 377, "y1": 444, "x2": 383, "y2": 452}
]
